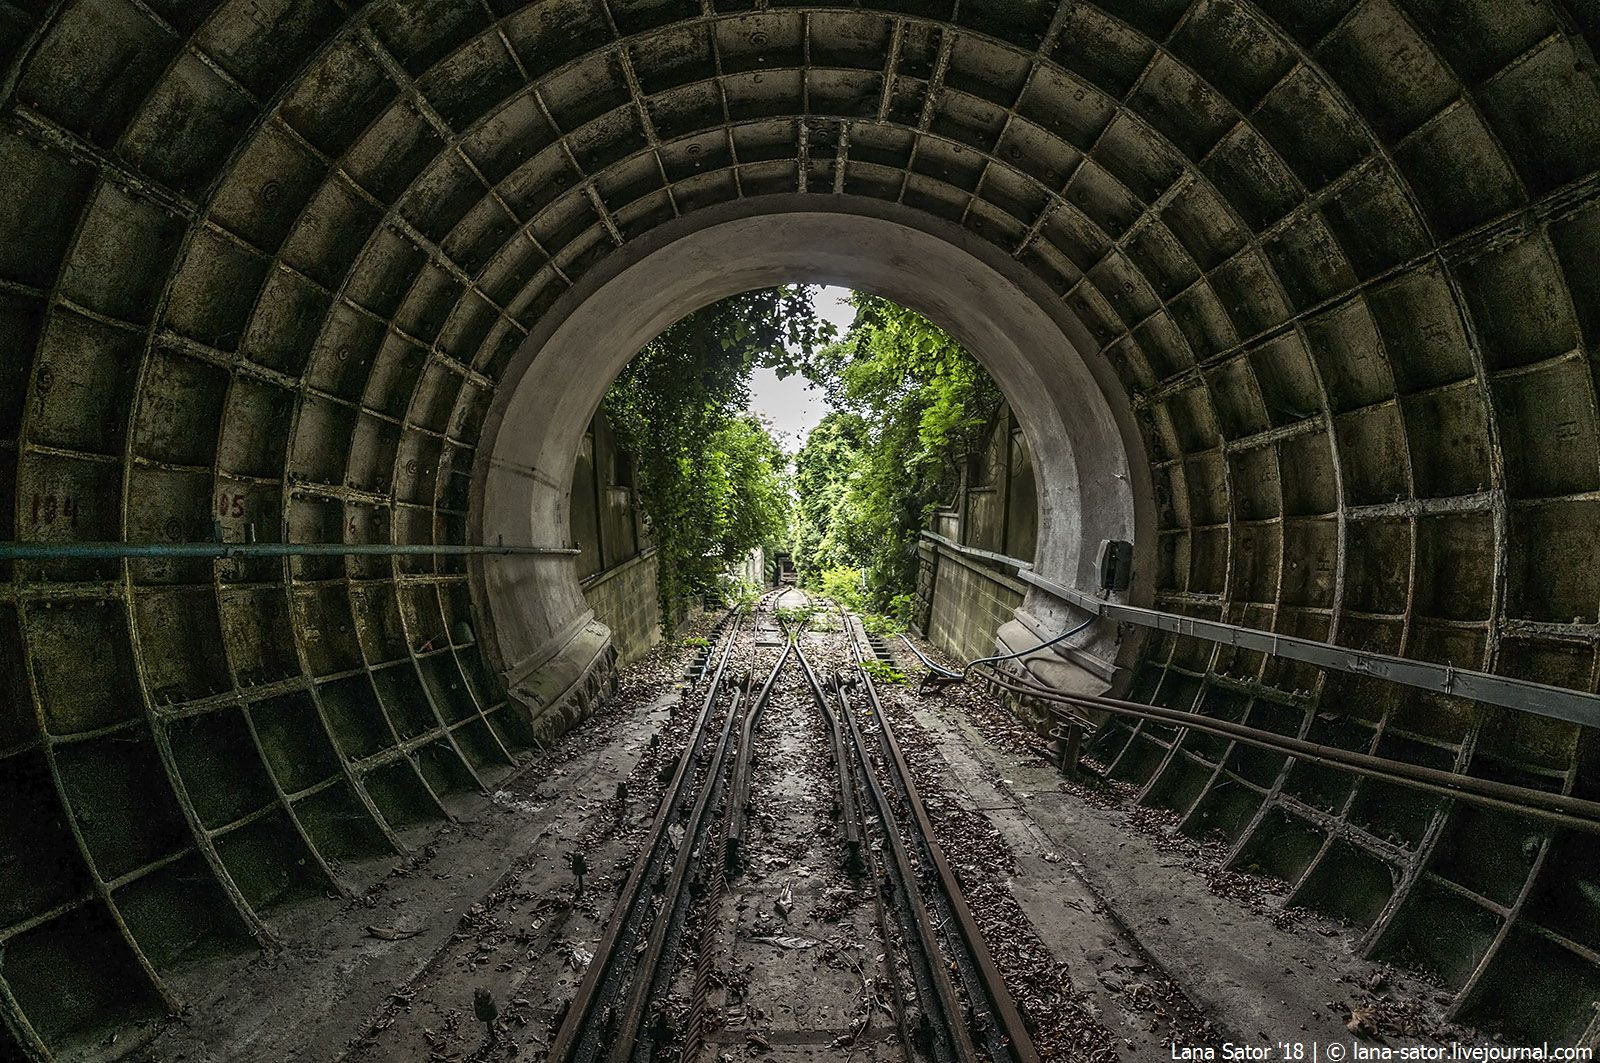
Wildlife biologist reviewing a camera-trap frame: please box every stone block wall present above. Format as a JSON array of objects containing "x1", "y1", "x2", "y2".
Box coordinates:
[
  {"x1": 582, "y1": 549, "x2": 663, "y2": 665},
  {"x1": 923, "y1": 545, "x2": 1025, "y2": 667}
]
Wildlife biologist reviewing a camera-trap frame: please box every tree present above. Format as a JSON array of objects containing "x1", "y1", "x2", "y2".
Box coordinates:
[
  {"x1": 790, "y1": 411, "x2": 868, "y2": 578},
  {"x1": 791, "y1": 294, "x2": 999, "y2": 609},
  {"x1": 603, "y1": 288, "x2": 831, "y2": 621}
]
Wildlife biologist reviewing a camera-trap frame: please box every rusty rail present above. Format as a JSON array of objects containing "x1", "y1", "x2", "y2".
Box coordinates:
[
  {"x1": 795, "y1": 644, "x2": 863, "y2": 873},
  {"x1": 726, "y1": 639, "x2": 793, "y2": 869},
  {"x1": 603, "y1": 677, "x2": 746, "y2": 1063},
  {"x1": 544, "y1": 603, "x2": 748, "y2": 1063},
  {"x1": 843, "y1": 619, "x2": 1044, "y2": 1063}
]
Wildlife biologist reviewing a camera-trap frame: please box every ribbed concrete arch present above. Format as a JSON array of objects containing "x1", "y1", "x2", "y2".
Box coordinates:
[
  {"x1": 2, "y1": 0, "x2": 1599, "y2": 1056},
  {"x1": 472, "y1": 196, "x2": 1148, "y2": 703}
]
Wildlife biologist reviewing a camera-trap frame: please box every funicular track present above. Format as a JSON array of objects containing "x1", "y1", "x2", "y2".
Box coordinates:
[
  {"x1": 801, "y1": 613, "x2": 1042, "y2": 1063},
  {"x1": 546, "y1": 588, "x2": 1042, "y2": 1063},
  {"x1": 544, "y1": 593, "x2": 759, "y2": 1063},
  {"x1": 546, "y1": 589, "x2": 801, "y2": 1063}
]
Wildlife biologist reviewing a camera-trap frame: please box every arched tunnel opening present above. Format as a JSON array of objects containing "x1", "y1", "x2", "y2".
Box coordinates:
[
  {"x1": 2, "y1": 1, "x2": 1600, "y2": 1059},
  {"x1": 473, "y1": 202, "x2": 1145, "y2": 719}
]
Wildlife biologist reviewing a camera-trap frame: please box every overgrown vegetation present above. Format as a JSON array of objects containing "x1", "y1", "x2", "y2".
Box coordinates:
[
  {"x1": 603, "y1": 287, "x2": 996, "y2": 629},
  {"x1": 773, "y1": 604, "x2": 818, "y2": 632},
  {"x1": 857, "y1": 659, "x2": 907, "y2": 685},
  {"x1": 791, "y1": 294, "x2": 1001, "y2": 611},
  {"x1": 603, "y1": 288, "x2": 832, "y2": 625}
]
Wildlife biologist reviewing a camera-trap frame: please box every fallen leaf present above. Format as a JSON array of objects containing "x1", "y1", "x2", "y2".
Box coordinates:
[{"x1": 748, "y1": 935, "x2": 816, "y2": 951}]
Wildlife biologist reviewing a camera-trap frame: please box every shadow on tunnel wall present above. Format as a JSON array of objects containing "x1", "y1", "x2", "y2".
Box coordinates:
[{"x1": 2, "y1": 0, "x2": 1600, "y2": 1056}]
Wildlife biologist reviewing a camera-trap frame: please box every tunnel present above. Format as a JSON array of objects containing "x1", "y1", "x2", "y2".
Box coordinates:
[{"x1": 2, "y1": 0, "x2": 1600, "y2": 1059}]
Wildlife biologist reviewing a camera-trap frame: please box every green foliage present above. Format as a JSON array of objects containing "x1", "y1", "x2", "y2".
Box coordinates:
[
  {"x1": 791, "y1": 295, "x2": 999, "y2": 610},
  {"x1": 812, "y1": 565, "x2": 868, "y2": 612},
  {"x1": 790, "y1": 413, "x2": 869, "y2": 578},
  {"x1": 806, "y1": 610, "x2": 841, "y2": 633},
  {"x1": 858, "y1": 659, "x2": 906, "y2": 685},
  {"x1": 714, "y1": 575, "x2": 764, "y2": 611},
  {"x1": 860, "y1": 611, "x2": 904, "y2": 637},
  {"x1": 604, "y1": 288, "x2": 832, "y2": 626},
  {"x1": 679, "y1": 636, "x2": 711, "y2": 649},
  {"x1": 603, "y1": 286, "x2": 993, "y2": 634},
  {"x1": 774, "y1": 604, "x2": 817, "y2": 632}
]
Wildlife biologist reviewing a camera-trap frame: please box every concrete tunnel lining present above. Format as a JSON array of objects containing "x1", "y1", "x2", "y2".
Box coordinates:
[
  {"x1": 2, "y1": 0, "x2": 1600, "y2": 1053},
  {"x1": 470, "y1": 195, "x2": 1154, "y2": 701}
]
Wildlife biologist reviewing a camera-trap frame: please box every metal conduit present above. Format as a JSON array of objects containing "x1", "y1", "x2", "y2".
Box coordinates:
[
  {"x1": 977, "y1": 664, "x2": 1600, "y2": 835},
  {"x1": 0, "y1": 541, "x2": 580, "y2": 559},
  {"x1": 919, "y1": 531, "x2": 1600, "y2": 728}
]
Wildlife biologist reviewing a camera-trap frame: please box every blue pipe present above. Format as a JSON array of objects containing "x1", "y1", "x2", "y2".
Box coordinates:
[{"x1": 0, "y1": 541, "x2": 580, "y2": 560}]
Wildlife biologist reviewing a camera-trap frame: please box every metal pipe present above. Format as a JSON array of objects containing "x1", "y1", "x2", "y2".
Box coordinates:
[
  {"x1": 0, "y1": 541, "x2": 580, "y2": 560},
  {"x1": 899, "y1": 616, "x2": 1097, "y2": 681},
  {"x1": 1018, "y1": 566, "x2": 1600, "y2": 729},
  {"x1": 979, "y1": 665, "x2": 1600, "y2": 835}
]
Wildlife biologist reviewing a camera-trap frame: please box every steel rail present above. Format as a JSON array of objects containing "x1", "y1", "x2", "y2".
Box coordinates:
[
  {"x1": 726, "y1": 638, "x2": 795, "y2": 869},
  {"x1": 610, "y1": 593, "x2": 791, "y2": 1062},
  {"x1": 0, "y1": 540, "x2": 579, "y2": 559},
  {"x1": 545, "y1": 605, "x2": 746, "y2": 1063},
  {"x1": 978, "y1": 664, "x2": 1600, "y2": 835},
  {"x1": 795, "y1": 644, "x2": 864, "y2": 873},
  {"x1": 605, "y1": 678, "x2": 747, "y2": 1063},
  {"x1": 845, "y1": 622, "x2": 1044, "y2": 1063},
  {"x1": 830, "y1": 668, "x2": 980, "y2": 1063}
]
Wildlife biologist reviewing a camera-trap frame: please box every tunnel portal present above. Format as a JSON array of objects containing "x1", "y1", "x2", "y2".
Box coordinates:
[{"x1": 2, "y1": 0, "x2": 1600, "y2": 1058}]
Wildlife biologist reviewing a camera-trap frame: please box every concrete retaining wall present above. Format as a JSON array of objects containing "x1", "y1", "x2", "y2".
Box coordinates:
[
  {"x1": 582, "y1": 548, "x2": 663, "y2": 665},
  {"x1": 922, "y1": 543, "x2": 1026, "y2": 667}
]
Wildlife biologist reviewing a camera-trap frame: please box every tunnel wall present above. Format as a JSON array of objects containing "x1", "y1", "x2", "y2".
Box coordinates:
[
  {"x1": 944, "y1": 402, "x2": 1040, "y2": 564},
  {"x1": 1, "y1": 0, "x2": 1599, "y2": 1055},
  {"x1": 581, "y1": 550, "x2": 662, "y2": 665},
  {"x1": 471, "y1": 200, "x2": 1148, "y2": 717},
  {"x1": 913, "y1": 401, "x2": 1040, "y2": 666},
  {"x1": 1085, "y1": 631, "x2": 1600, "y2": 1045}
]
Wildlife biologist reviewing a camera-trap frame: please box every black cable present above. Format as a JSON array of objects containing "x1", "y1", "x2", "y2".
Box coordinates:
[{"x1": 897, "y1": 613, "x2": 1098, "y2": 682}]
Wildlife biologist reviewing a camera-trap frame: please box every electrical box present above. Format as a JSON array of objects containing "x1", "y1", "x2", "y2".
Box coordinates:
[{"x1": 1097, "y1": 538, "x2": 1133, "y2": 592}]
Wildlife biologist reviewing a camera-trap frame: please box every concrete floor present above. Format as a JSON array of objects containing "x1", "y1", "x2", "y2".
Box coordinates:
[{"x1": 126, "y1": 614, "x2": 1481, "y2": 1063}]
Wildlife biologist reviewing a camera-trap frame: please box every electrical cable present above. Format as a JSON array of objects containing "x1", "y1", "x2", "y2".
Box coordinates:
[{"x1": 898, "y1": 613, "x2": 1098, "y2": 680}]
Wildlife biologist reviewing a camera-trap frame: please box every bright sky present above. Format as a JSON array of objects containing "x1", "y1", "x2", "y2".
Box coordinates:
[{"x1": 747, "y1": 285, "x2": 855, "y2": 454}]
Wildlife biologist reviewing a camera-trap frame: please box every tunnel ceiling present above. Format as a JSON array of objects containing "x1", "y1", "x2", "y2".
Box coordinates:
[{"x1": 2, "y1": 0, "x2": 1600, "y2": 1056}]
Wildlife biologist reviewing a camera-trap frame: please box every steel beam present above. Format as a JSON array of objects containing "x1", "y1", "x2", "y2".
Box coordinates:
[{"x1": 0, "y1": 542, "x2": 580, "y2": 560}]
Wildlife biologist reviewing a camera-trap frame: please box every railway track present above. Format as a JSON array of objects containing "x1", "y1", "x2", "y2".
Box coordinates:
[
  {"x1": 808, "y1": 612, "x2": 1042, "y2": 1063},
  {"x1": 545, "y1": 589, "x2": 1041, "y2": 1063},
  {"x1": 544, "y1": 593, "x2": 758, "y2": 1063}
]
